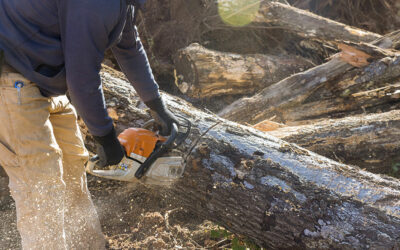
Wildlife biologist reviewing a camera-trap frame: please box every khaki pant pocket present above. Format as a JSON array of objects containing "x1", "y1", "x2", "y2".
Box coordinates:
[{"x1": 0, "y1": 142, "x2": 18, "y2": 168}]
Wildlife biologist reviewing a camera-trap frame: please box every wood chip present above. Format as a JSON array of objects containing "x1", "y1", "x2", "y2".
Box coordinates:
[{"x1": 338, "y1": 43, "x2": 372, "y2": 68}]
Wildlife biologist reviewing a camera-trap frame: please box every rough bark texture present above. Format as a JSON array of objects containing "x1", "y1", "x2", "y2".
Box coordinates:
[
  {"x1": 136, "y1": 0, "x2": 383, "y2": 86},
  {"x1": 265, "y1": 110, "x2": 400, "y2": 176},
  {"x1": 95, "y1": 66, "x2": 400, "y2": 249},
  {"x1": 219, "y1": 31, "x2": 400, "y2": 124},
  {"x1": 173, "y1": 43, "x2": 315, "y2": 98},
  {"x1": 253, "y1": 1, "x2": 381, "y2": 42},
  {"x1": 205, "y1": 1, "x2": 381, "y2": 43},
  {"x1": 289, "y1": 0, "x2": 400, "y2": 34}
]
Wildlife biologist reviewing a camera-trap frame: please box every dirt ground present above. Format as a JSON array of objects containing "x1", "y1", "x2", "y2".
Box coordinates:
[{"x1": 0, "y1": 173, "x2": 251, "y2": 250}]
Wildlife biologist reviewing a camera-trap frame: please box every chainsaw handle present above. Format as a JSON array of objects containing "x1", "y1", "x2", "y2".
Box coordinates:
[
  {"x1": 85, "y1": 155, "x2": 100, "y2": 174},
  {"x1": 135, "y1": 123, "x2": 178, "y2": 179},
  {"x1": 142, "y1": 119, "x2": 156, "y2": 130}
]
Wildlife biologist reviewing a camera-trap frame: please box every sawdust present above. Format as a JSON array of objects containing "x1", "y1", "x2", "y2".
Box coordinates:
[{"x1": 0, "y1": 173, "x2": 232, "y2": 249}]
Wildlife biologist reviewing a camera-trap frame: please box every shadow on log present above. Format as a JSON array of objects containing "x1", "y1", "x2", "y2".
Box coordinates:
[{"x1": 95, "y1": 66, "x2": 400, "y2": 249}]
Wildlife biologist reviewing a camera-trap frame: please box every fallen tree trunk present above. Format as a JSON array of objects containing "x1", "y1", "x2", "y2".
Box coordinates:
[
  {"x1": 205, "y1": 1, "x2": 381, "y2": 43},
  {"x1": 173, "y1": 43, "x2": 314, "y2": 98},
  {"x1": 289, "y1": 0, "x2": 400, "y2": 35},
  {"x1": 95, "y1": 66, "x2": 400, "y2": 249},
  {"x1": 219, "y1": 31, "x2": 400, "y2": 124},
  {"x1": 256, "y1": 1, "x2": 381, "y2": 42},
  {"x1": 254, "y1": 1, "x2": 381, "y2": 42},
  {"x1": 260, "y1": 110, "x2": 400, "y2": 176}
]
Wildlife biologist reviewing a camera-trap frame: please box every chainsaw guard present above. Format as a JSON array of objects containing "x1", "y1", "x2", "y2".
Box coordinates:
[{"x1": 85, "y1": 155, "x2": 185, "y2": 186}]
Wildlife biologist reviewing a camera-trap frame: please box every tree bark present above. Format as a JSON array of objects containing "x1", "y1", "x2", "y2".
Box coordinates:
[
  {"x1": 219, "y1": 31, "x2": 400, "y2": 124},
  {"x1": 254, "y1": 1, "x2": 381, "y2": 42},
  {"x1": 205, "y1": 1, "x2": 381, "y2": 43},
  {"x1": 173, "y1": 43, "x2": 315, "y2": 98},
  {"x1": 95, "y1": 66, "x2": 400, "y2": 249},
  {"x1": 262, "y1": 110, "x2": 400, "y2": 176}
]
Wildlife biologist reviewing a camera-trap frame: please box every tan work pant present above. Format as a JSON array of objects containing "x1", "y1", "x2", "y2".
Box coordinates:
[{"x1": 0, "y1": 65, "x2": 105, "y2": 249}]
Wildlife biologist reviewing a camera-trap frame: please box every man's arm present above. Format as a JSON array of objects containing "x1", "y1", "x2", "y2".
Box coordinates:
[
  {"x1": 111, "y1": 6, "x2": 160, "y2": 103},
  {"x1": 59, "y1": 0, "x2": 124, "y2": 166},
  {"x1": 111, "y1": 10, "x2": 179, "y2": 135},
  {"x1": 58, "y1": 0, "x2": 120, "y2": 136}
]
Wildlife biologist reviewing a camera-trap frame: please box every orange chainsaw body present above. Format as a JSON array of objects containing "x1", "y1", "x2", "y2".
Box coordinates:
[
  {"x1": 118, "y1": 128, "x2": 166, "y2": 161},
  {"x1": 86, "y1": 119, "x2": 190, "y2": 184}
]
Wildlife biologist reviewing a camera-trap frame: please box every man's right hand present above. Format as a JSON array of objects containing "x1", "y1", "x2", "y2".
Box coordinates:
[{"x1": 93, "y1": 126, "x2": 125, "y2": 168}]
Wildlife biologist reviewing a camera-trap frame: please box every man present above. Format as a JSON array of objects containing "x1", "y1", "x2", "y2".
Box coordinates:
[{"x1": 0, "y1": 0, "x2": 177, "y2": 248}]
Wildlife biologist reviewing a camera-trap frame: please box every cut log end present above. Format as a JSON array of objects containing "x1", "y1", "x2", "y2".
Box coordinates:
[{"x1": 174, "y1": 43, "x2": 315, "y2": 99}]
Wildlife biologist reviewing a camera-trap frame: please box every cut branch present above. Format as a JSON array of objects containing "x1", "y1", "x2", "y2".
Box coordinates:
[
  {"x1": 219, "y1": 31, "x2": 400, "y2": 124},
  {"x1": 94, "y1": 66, "x2": 400, "y2": 249}
]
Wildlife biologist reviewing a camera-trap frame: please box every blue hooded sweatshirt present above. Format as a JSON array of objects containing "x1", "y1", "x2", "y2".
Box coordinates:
[{"x1": 0, "y1": 0, "x2": 160, "y2": 136}]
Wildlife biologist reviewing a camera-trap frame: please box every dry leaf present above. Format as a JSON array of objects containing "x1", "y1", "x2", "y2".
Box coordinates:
[
  {"x1": 253, "y1": 120, "x2": 286, "y2": 132},
  {"x1": 107, "y1": 108, "x2": 119, "y2": 120},
  {"x1": 338, "y1": 43, "x2": 372, "y2": 68}
]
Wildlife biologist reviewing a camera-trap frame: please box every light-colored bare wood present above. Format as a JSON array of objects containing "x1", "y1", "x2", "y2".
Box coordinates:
[{"x1": 173, "y1": 43, "x2": 314, "y2": 98}]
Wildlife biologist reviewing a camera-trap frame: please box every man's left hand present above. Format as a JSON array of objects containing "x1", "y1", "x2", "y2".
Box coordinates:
[{"x1": 145, "y1": 97, "x2": 179, "y2": 136}]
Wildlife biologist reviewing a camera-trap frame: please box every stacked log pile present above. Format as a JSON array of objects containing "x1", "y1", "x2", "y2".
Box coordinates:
[{"x1": 170, "y1": 1, "x2": 400, "y2": 178}]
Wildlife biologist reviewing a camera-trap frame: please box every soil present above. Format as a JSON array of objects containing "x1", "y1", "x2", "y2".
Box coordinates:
[
  {"x1": 0, "y1": 176, "x2": 230, "y2": 250},
  {"x1": 0, "y1": 173, "x2": 245, "y2": 250}
]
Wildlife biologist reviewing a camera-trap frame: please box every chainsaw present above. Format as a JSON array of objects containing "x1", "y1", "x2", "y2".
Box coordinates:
[{"x1": 85, "y1": 118, "x2": 191, "y2": 186}]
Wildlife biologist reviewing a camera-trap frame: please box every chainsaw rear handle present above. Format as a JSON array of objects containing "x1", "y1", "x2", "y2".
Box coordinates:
[
  {"x1": 135, "y1": 123, "x2": 178, "y2": 179},
  {"x1": 86, "y1": 155, "x2": 100, "y2": 173}
]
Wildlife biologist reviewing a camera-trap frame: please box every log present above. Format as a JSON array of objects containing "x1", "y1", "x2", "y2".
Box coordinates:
[
  {"x1": 0, "y1": 163, "x2": 6, "y2": 176},
  {"x1": 255, "y1": 2, "x2": 381, "y2": 42},
  {"x1": 261, "y1": 110, "x2": 400, "y2": 176},
  {"x1": 173, "y1": 43, "x2": 315, "y2": 98},
  {"x1": 96, "y1": 66, "x2": 400, "y2": 249},
  {"x1": 219, "y1": 31, "x2": 400, "y2": 124},
  {"x1": 205, "y1": 1, "x2": 381, "y2": 43}
]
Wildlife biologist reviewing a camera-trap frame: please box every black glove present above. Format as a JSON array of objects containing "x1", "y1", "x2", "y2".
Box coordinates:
[
  {"x1": 93, "y1": 126, "x2": 125, "y2": 168},
  {"x1": 145, "y1": 97, "x2": 179, "y2": 136}
]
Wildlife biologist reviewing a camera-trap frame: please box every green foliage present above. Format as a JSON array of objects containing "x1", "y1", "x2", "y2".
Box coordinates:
[
  {"x1": 232, "y1": 237, "x2": 246, "y2": 250},
  {"x1": 390, "y1": 162, "x2": 400, "y2": 177},
  {"x1": 209, "y1": 227, "x2": 261, "y2": 249},
  {"x1": 210, "y1": 228, "x2": 232, "y2": 239}
]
